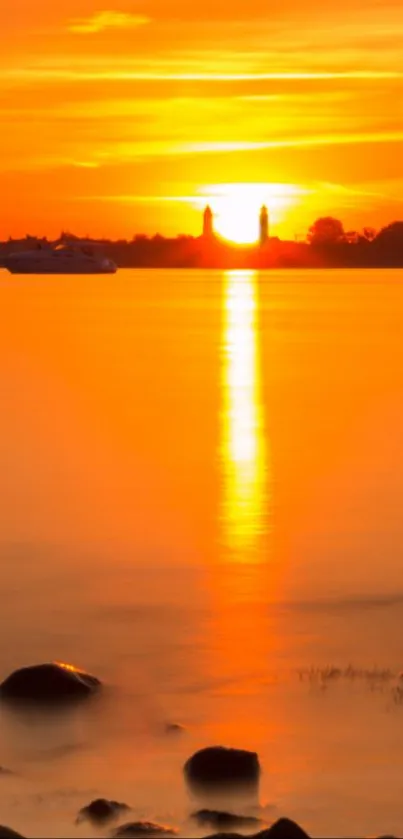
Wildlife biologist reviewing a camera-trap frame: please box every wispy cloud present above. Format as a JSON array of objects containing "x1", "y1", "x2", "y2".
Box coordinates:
[
  {"x1": 88, "y1": 133, "x2": 403, "y2": 163},
  {"x1": 68, "y1": 11, "x2": 151, "y2": 34},
  {"x1": 12, "y1": 132, "x2": 403, "y2": 173},
  {"x1": 316, "y1": 181, "x2": 388, "y2": 199},
  {"x1": 3, "y1": 67, "x2": 402, "y2": 83},
  {"x1": 71, "y1": 180, "x2": 390, "y2": 206}
]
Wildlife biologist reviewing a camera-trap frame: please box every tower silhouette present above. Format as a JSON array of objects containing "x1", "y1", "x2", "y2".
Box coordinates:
[
  {"x1": 203, "y1": 205, "x2": 214, "y2": 238},
  {"x1": 259, "y1": 205, "x2": 269, "y2": 246}
]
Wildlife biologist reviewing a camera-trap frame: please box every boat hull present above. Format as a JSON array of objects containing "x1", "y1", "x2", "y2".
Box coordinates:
[
  {"x1": 4, "y1": 265, "x2": 117, "y2": 276},
  {"x1": 5, "y1": 265, "x2": 117, "y2": 274},
  {"x1": 3, "y1": 251, "x2": 117, "y2": 274}
]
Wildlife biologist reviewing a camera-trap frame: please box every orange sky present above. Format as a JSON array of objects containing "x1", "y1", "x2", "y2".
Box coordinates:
[{"x1": 0, "y1": 0, "x2": 402, "y2": 240}]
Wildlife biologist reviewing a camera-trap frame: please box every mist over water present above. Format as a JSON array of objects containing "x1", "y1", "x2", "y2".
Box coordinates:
[{"x1": 1, "y1": 268, "x2": 403, "y2": 837}]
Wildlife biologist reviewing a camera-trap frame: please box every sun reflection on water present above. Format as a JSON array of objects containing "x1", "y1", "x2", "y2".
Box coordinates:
[
  {"x1": 221, "y1": 270, "x2": 269, "y2": 561},
  {"x1": 202, "y1": 271, "x2": 278, "y2": 747}
]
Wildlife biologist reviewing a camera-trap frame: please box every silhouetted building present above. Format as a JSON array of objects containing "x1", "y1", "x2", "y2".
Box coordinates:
[
  {"x1": 203, "y1": 205, "x2": 214, "y2": 239},
  {"x1": 259, "y1": 205, "x2": 269, "y2": 246}
]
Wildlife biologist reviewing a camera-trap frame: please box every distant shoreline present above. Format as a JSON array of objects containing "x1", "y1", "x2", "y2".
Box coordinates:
[{"x1": 1, "y1": 219, "x2": 403, "y2": 269}]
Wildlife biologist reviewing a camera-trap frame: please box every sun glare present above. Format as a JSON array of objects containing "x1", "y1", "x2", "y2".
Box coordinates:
[{"x1": 200, "y1": 183, "x2": 303, "y2": 244}]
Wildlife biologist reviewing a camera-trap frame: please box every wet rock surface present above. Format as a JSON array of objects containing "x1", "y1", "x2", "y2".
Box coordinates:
[
  {"x1": 193, "y1": 809, "x2": 264, "y2": 829},
  {"x1": 77, "y1": 797, "x2": 130, "y2": 824},
  {"x1": 0, "y1": 662, "x2": 101, "y2": 703},
  {"x1": 112, "y1": 821, "x2": 177, "y2": 838},
  {"x1": 184, "y1": 746, "x2": 260, "y2": 792}
]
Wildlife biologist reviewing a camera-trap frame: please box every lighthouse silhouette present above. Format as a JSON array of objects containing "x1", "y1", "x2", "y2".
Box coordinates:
[
  {"x1": 259, "y1": 205, "x2": 269, "y2": 246},
  {"x1": 203, "y1": 205, "x2": 214, "y2": 239}
]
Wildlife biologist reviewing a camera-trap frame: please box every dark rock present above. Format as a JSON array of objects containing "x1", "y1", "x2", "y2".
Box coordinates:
[
  {"x1": 201, "y1": 821, "x2": 310, "y2": 839},
  {"x1": 201, "y1": 834, "x2": 243, "y2": 839},
  {"x1": 77, "y1": 798, "x2": 130, "y2": 824},
  {"x1": 112, "y1": 822, "x2": 177, "y2": 838},
  {"x1": 0, "y1": 828, "x2": 25, "y2": 839},
  {"x1": 193, "y1": 810, "x2": 264, "y2": 829},
  {"x1": 256, "y1": 818, "x2": 310, "y2": 838},
  {"x1": 0, "y1": 662, "x2": 101, "y2": 704},
  {"x1": 184, "y1": 746, "x2": 260, "y2": 792}
]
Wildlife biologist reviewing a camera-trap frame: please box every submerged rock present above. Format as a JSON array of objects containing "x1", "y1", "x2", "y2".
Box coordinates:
[
  {"x1": 201, "y1": 821, "x2": 310, "y2": 839},
  {"x1": 112, "y1": 822, "x2": 177, "y2": 838},
  {"x1": 193, "y1": 810, "x2": 264, "y2": 829},
  {"x1": 256, "y1": 818, "x2": 310, "y2": 838},
  {"x1": 0, "y1": 662, "x2": 101, "y2": 704},
  {"x1": 77, "y1": 798, "x2": 130, "y2": 824},
  {"x1": 165, "y1": 723, "x2": 185, "y2": 734},
  {"x1": 201, "y1": 834, "x2": 243, "y2": 839},
  {"x1": 184, "y1": 746, "x2": 260, "y2": 792},
  {"x1": 0, "y1": 828, "x2": 25, "y2": 839}
]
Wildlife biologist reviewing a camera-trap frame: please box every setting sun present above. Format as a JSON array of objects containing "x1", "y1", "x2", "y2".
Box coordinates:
[{"x1": 199, "y1": 183, "x2": 305, "y2": 243}]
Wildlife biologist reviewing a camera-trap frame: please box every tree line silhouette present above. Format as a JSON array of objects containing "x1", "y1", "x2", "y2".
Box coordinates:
[{"x1": 1, "y1": 218, "x2": 403, "y2": 269}]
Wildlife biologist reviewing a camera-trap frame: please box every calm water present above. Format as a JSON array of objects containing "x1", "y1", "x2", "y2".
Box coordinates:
[{"x1": 1, "y1": 268, "x2": 403, "y2": 837}]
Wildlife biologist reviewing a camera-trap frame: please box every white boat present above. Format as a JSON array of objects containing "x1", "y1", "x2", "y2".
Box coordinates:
[{"x1": 3, "y1": 244, "x2": 117, "y2": 274}]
